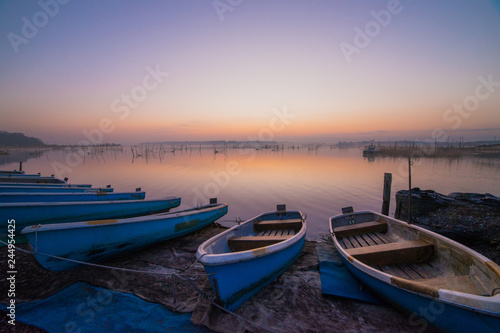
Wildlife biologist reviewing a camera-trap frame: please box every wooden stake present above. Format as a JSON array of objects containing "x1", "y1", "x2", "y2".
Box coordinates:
[{"x1": 382, "y1": 173, "x2": 392, "y2": 215}]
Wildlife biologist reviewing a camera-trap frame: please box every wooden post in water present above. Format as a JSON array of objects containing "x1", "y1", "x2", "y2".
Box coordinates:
[
  {"x1": 19, "y1": 161, "x2": 23, "y2": 171},
  {"x1": 408, "y1": 156, "x2": 412, "y2": 223},
  {"x1": 381, "y1": 173, "x2": 392, "y2": 215}
]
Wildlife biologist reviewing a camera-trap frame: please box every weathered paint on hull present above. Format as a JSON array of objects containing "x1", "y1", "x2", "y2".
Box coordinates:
[
  {"x1": 205, "y1": 236, "x2": 305, "y2": 311},
  {"x1": 339, "y1": 255, "x2": 500, "y2": 333},
  {"x1": 0, "y1": 197, "x2": 181, "y2": 233},
  {"x1": 21, "y1": 204, "x2": 228, "y2": 271},
  {"x1": 0, "y1": 191, "x2": 145, "y2": 203}
]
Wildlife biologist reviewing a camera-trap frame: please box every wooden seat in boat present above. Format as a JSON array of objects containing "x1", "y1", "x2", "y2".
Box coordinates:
[
  {"x1": 333, "y1": 220, "x2": 388, "y2": 238},
  {"x1": 254, "y1": 219, "x2": 302, "y2": 232},
  {"x1": 345, "y1": 240, "x2": 434, "y2": 266},
  {"x1": 228, "y1": 234, "x2": 293, "y2": 252}
]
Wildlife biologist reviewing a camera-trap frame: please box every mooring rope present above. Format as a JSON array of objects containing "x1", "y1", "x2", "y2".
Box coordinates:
[{"x1": 0, "y1": 240, "x2": 275, "y2": 332}]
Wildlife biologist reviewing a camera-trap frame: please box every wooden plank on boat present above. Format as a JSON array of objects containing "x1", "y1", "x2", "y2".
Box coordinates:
[
  {"x1": 347, "y1": 235, "x2": 362, "y2": 248},
  {"x1": 395, "y1": 264, "x2": 423, "y2": 280},
  {"x1": 354, "y1": 234, "x2": 370, "y2": 247},
  {"x1": 254, "y1": 219, "x2": 302, "y2": 232},
  {"x1": 372, "y1": 231, "x2": 393, "y2": 244},
  {"x1": 345, "y1": 240, "x2": 434, "y2": 266},
  {"x1": 407, "y1": 263, "x2": 440, "y2": 279},
  {"x1": 360, "y1": 233, "x2": 377, "y2": 246},
  {"x1": 415, "y1": 276, "x2": 482, "y2": 295},
  {"x1": 333, "y1": 221, "x2": 387, "y2": 238},
  {"x1": 340, "y1": 237, "x2": 353, "y2": 249},
  {"x1": 366, "y1": 232, "x2": 385, "y2": 245},
  {"x1": 228, "y1": 235, "x2": 292, "y2": 252}
]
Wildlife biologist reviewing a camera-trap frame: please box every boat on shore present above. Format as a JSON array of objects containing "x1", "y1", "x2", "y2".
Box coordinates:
[
  {"x1": 197, "y1": 205, "x2": 307, "y2": 311},
  {"x1": 21, "y1": 202, "x2": 228, "y2": 271},
  {"x1": 0, "y1": 170, "x2": 25, "y2": 175},
  {"x1": 1, "y1": 197, "x2": 181, "y2": 232},
  {"x1": 0, "y1": 175, "x2": 67, "y2": 184},
  {"x1": 0, "y1": 186, "x2": 113, "y2": 193},
  {"x1": 329, "y1": 208, "x2": 500, "y2": 333},
  {"x1": 0, "y1": 182, "x2": 92, "y2": 188},
  {"x1": 0, "y1": 190, "x2": 144, "y2": 203}
]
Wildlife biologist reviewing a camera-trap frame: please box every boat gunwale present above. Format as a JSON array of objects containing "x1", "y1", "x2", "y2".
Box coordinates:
[
  {"x1": 0, "y1": 196, "x2": 180, "y2": 208},
  {"x1": 329, "y1": 210, "x2": 500, "y2": 315},
  {"x1": 197, "y1": 210, "x2": 306, "y2": 266},
  {"x1": 20, "y1": 202, "x2": 225, "y2": 234}
]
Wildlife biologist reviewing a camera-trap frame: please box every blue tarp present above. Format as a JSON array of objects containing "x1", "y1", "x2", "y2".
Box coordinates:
[
  {"x1": 5, "y1": 282, "x2": 206, "y2": 332},
  {"x1": 316, "y1": 242, "x2": 381, "y2": 304}
]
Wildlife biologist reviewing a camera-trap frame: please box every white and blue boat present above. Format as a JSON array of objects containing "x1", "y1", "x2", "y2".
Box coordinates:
[
  {"x1": 197, "y1": 205, "x2": 307, "y2": 311},
  {"x1": 0, "y1": 186, "x2": 113, "y2": 193},
  {"x1": 21, "y1": 202, "x2": 228, "y2": 271},
  {"x1": 0, "y1": 175, "x2": 67, "y2": 184},
  {"x1": 0, "y1": 182, "x2": 92, "y2": 188},
  {"x1": 329, "y1": 208, "x2": 500, "y2": 333},
  {"x1": 1, "y1": 197, "x2": 181, "y2": 232},
  {"x1": 0, "y1": 170, "x2": 25, "y2": 175},
  {"x1": 0, "y1": 190, "x2": 145, "y2": 203}
]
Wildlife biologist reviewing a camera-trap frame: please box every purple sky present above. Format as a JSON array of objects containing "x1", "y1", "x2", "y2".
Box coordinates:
[{"x1": 1, "y1": 0, "x2": 499, "y2": 144}]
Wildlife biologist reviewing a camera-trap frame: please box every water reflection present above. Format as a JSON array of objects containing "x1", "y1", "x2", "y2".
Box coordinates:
[{"x1": 1, "y1": 146, "x2": 499, "y2": 238}]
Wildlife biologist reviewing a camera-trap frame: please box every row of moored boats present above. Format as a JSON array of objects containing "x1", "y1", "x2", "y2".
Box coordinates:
[{"x1": 0, "y1": 170, "x2": 498, "y2": 333}]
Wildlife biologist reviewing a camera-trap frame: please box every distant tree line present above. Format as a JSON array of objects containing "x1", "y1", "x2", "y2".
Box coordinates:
[{"x1": 0, "y1": 131, "x2": 45, "y2": 147}]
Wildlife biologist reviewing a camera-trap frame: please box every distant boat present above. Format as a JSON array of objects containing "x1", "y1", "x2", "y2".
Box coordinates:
[
  {"x1": 0, "y1": 186, "x2": 113, "y2": 193},
  {"x1": 1, "y1": 197, "x2": 181, "y2": 232},
  {"x1": 22, "y1": 202, "x2": 228, "y2": 271},
  {"x1": 362, "y1": 144, "x2": 377, "y2": 156},
  {"x1": 197, "y1": 205, "x2": 307, "y2": 310},
  {"x1": 329, "y1": 208, "x2": 500, "y2": 333},
  {"x1": 0, "y1": 190, "x2": 145, "y2": 203}
]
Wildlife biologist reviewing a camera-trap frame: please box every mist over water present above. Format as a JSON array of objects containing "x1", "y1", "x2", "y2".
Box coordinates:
[{"x1": 3, "y1": 146, "x2": 499, "y2": 238}]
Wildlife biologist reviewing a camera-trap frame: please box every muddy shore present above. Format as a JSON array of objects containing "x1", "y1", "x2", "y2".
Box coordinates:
[{"x1": 0, "y1": 223, "x2": 445, "y2": 333}]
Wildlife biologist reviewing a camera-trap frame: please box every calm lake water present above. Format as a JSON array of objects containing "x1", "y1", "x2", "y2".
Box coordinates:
[{"x1": 2, "y1": 146, "x2": 500, "y2": 238}]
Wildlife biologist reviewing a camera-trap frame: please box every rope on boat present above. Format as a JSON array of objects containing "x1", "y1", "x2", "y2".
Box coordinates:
[{"x1": 0, "y1": 240, "x2": 276, "y2": 333}]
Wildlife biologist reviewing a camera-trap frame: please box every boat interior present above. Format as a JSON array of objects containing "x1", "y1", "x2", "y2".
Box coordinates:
[
  {"x1": 228, "y1": 211, "x2": 303, "y2": 252},
  {"x1": 332, "y1": 211, "x2": 500, "y2": 297}
]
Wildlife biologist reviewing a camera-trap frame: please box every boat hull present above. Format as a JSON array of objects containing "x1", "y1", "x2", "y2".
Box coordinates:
[
  {"x1": 197, "y1": 210, "x2": 307, "y2": 311},
  {"x1": 330, "y1": 210, "x2": 500, "y2": 333},
  {"x1": 338, "y1": 253, "x2": 500, "y2": 333},
  {"x1": 0, "y1": 191, "x2": 145, "y2": 203},
  {"x1": 21, "y1": 204, "x2": 228, "y2": 271},
  {"x1": 0, "y1": 197, "x2": 181, "y2": 233},
  {"x1": 203, "y1": 235, "x2": 305, "y2": 310}
]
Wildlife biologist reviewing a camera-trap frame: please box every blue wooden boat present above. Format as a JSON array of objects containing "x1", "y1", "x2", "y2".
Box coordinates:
[
  {"x1": 0, "y1": 170, "x2": 25, "y2": 175},
  {"x1": 0, "y1": 182, "x2": 93, "y2": 188},
  {"x1": 1, "y1": 197, "x2": 181, "y2": 233},
  {"x1": 0, "y1": 172, "x2": 39, "y2": 177},
  {"x1": 0, "y1": 190, "x2": 144, "y2": 203},
  {"x1": 0, "y1": 175, "x2": 67, "y2": 184},
  {"x1": 0, "y1": 186, "x2": 113, "y2": 193},
  {"x1": 196, "y1": 205, "x2": 307, "y2": 311},
  {"x1": 329, "y1": 209, "x2": 500, "y2": 333},
  {"x1": 21, "y1": 202, "x2": 228, "y2": 271}
]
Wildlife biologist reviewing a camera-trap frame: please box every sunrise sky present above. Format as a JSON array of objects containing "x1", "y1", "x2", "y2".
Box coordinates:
[{"x1": 1, "y1": 0, "x2": 499, "y2": 144}]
